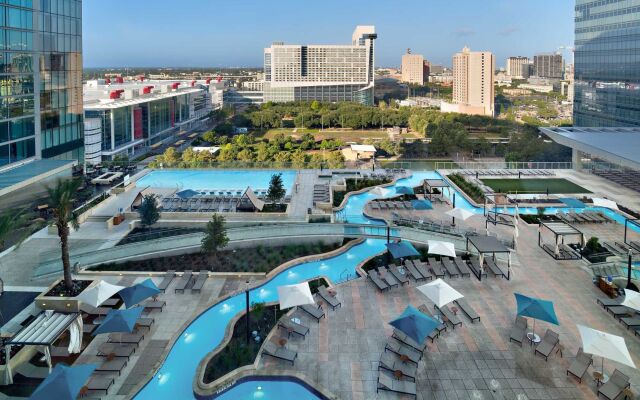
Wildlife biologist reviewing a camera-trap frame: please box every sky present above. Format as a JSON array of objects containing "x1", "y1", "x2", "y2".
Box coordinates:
[{"x1": 83, "y1": 0, "x2": 575, "y2": 69}]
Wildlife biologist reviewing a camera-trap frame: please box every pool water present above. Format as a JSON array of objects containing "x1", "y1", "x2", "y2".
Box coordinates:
[
  {"x1": 210, "y1": 377, "x2": 327, "y2": 400},
  {"x1": 136, "y1": 170, "x2": 298, "y2": 194}
]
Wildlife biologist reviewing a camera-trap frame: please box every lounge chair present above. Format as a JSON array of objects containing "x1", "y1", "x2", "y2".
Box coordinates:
[
  {"x1": 607, "y1": 306, "x2": 634, "y2": 318},
  {"x1": 377, "y1": 371, "x2": 417, "y2": 398},
  {"x1": 368, "y1": 271, "x2": 389, "y2": 291},
  {"x1": 417, "y1": 304, "x2": 447, "y2": 336},
  {"x1": 566, "y1": 347, "x2": 593, "y2": 383},
  {"x1": 86, "y1": 375, "x2": 114, "y2": 394},
  {"x1": 509, "y1": 316, "x2": 527, "y2": 346},
  {"x1": 378, "y1": 352, "x2": 417, "y2": 381},
  {"x1": 453, "y1": 258, "x2": 471, "y2": 278},
  {"x1": 598, "y1": 369, "x2": 630, "y2": 400},
  {"x1": 596, "y1": 297, "x2": 620, "y2": 308},
  {"x1": 261, "y1": 341, "x2": 297, "y2": 365},
  {"x1": 392, "y1": 328, "x2": 426, "y2": 352},
  {"x1": 135, "y1": 317, "x2": 154, "y2": 331},
  {"x1": 468, "y1": 257, "x2": 488, "y2": 279},
  {"x1": 317, "y1": 285, "x2": 342, "y2": 310},
  {"x1": 174, "y1": 270, "x2": 193, "y2": 293},
  {"x1": 411, "y1": 260, "x2": 433, "y2": 281},
  {"x1": 278, "y1": 318, "x2": 309, "y2": 338},
  {"x1": 96, "y1": 358, "x2": 128, "y2": 376},
  {"x1": 102, "y1": 298, "x2": 120, "y2": 308},
  {"x1": 97, "y1": 343, "x2": 136, "y2": 359},
  {"x1": 377, "y1": 267, "x2": 399, "y2": 288},
  {"x1": 454, "y1": 298, "x2": 480, "y2": 323},
  {"x1": 403, "y1": 260, "x2": 424, "y2": 281},
  {"x1": 108, "y1": 331, "x2": 145, "y2": 346},
  {"x1": 435, "y1": 305, "x2": 462, "y2": 329},
  {"x1": 620, "y1": 316, "x2": 640, "y2": 328},
  {"x1": 534, "y1": 329, "x2": 559, "y2": 361},
  {"x1": 388, "y1": 264, "x2": 410, "y2": 285},
  {"x1": 191, "y1": 270, "x2": 208, "y2": 293},
  {"x1": 300, "y1": 304, "x2": 325, "y2": 322},
  {"x1": 427, "y1": 257, "x2": 445, "y2": 278},
  {"x1": 384, "y1": 340, "x2": 421, "y2": 364},
  {"x1": 142, "y1": 300, "x2": 166, "y2": 312},
  {"x1": 80, "y1": 305, "x2": 110, "y2": 317},
  {"x1": 484, "y1": 257, "x2": 505, "y2": 278},
  {"x1": 441, "y1": 257, "x2": 460, "y2": 278}
]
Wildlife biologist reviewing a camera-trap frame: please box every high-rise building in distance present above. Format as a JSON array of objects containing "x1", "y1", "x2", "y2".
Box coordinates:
[
  {"x1": 262, "y1": 26, "x2": 376, "y2": 105},
  {"x1": 506, "y1": 56, "x2": 530, "y2": 79},
  {"x1": 0, "y1": 0, "x2": 83, "y2": 169},
  {"x1": 574, "y1": 0, "x2": 640, "y2": 127},
  {"x1": 401, "y1": 49, "x2": 425, "y2": 85},
  {"x1": 533, "y1": 53, "x2": 564, "y2": 79},
  {"x1": 441, "y1": 47, "x2": 495, "y2": 117}
]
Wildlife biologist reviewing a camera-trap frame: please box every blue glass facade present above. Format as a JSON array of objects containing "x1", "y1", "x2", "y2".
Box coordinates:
[{"x1": 574, "y1": 0, "x2": 640, "y2": 127}]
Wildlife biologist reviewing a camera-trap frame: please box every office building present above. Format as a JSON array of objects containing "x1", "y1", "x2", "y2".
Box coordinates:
[
  {"x1": 401, "y1": 49, "x2": 425, "y2": 85},
  {"x1": 441, "y1": 47, "x2": 495, "y2": 117},
  {"x1": 574, "y1": 0, "x2": 640, "y2": 126},
  {"x1": 521, "y1": 63, "x2": 535, "y2": 79},
  {"x1": 506, "y1": 56, "x2": 530, "y2": 79},
  {"x1": 534, "y1": 53, "x2": 564, "y2": 79},
  {"x1": 83, "y1": 80, "x2": 212, "y2": 164},
  {"x1": 262, "y1": 26, "x2": 377, "y2": 105}
]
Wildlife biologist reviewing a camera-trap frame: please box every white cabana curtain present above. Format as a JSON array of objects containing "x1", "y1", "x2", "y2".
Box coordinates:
[
  {"x1": 479, "y1": 253, "x2": 485, "y2": 275},
  {"x1": 4, "y1": 345, "x2": 12, "y2": 385},
  {"x1": 42, "y1": 346, "x2": 52, "y2": 372},
  {"x1": 555, "y1": 235, "x2": 561, "y2": 256},
  {"x1": 68, "y1": 315, "x2": 83, "y2": 355}
]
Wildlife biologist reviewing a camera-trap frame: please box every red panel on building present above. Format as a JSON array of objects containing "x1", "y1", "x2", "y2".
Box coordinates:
[{"x1": 133, "y1": 107, "x2": 143, "y2": 139}]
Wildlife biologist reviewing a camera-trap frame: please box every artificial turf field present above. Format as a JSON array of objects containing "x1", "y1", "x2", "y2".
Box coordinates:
[{"x1": 481, "y1": 178, "x2": 591, "y2": 194}]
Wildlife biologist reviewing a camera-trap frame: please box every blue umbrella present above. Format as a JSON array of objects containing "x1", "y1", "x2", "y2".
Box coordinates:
[
  {"x1": 411, "y1": 199, "x2": 433, "y2": 210},
  {"x1": 515, "y1": 293, "x2": 559, "y2": 341},
  {"x1": 395, "y1": 186, "x2": 414, "y2": 195},
  {"x1": 176, "y1": 189, "x2": 198, "y2": 199},
  {"x1": 389, "y1": 305, "x2": 439, "y2": 344},
  {"x1": 386, "y1": 241, "x2": 420, "y2": 259},
  {"x1": 30, "y1": 363, "x2": 96, "y2": 400},
  {"x1": 92, "y1": 307, "x2": 144, "y2": 336},
  {"x1": 118, "y1": 279, "x2": 160, "y2": 308}
]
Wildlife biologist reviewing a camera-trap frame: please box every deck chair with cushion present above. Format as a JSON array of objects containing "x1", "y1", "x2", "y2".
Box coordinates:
[
  {"x1": 566, "y1": 347, "x2": 593, "y2": 383},
  {"x1": 392, "y1": 328, "x2": 426, "y2": 352},
  {"x1": 441, "y1": 257, "x2": 460, "y2": 278},
  {"x1": 142, "y1": 300, "x2": 166, "y2": 312},
  {"x1": 86, "y1": 375, "x2": 114, "y2": 395},
  {"x1": 418, "y1": 304, "x2": 447, "y2": 338},
  {"x1": 191, "y1": 270, "x2": 208, "y2": 293},
  {"x1": 96, "y1": 358, "x2": 128, "y2": 376},
  {"x1": 317, "y1": 285, "x2": 342, "y2": 310},
  {"x1": 598, "y1": 369, "x2": 630, "y2": 400},
  {"x1": 378, "y1": 351, "x2": 417, "y2": 381},
  {"x1": 427, "y1": 257, "x2": 446, "y2": 278},
  {"x1": 261, "y1": 341, "x2": 297, "y2": 365},
  {"x1": 174, "y1": 270, "x2": 192, "y2": 293},
  {"x1": 388, "y1": 264, "x2": 410, "y2": 285},
  {"x1": 368, "y1": 271, "x2": 389, "y2": 291},
  {"x1": 377, "y1": 371, "x2": 417, "y2": 398},
  {"x1": 509, "y1": 316, "x2": 527, "y2": 346},
  {"x1": 620, "y1": 316, "x2": 640, "y2": 328},
  {"x1": 403, "y1": 260, "x2": 425, "y2": 281},
  {"x1": 534, "y1": 329, "x2": 560, "y2": 361},
  {"x1": 435, "y1": 305, "x2": 462, "y2": 329},
  {"x1": 97, "y1": 343, "x2": 136, "y2": 359},
  {"x1": 453, "y1": 258, "x2": 472, "y2": 278},
  {"x1": 300, "y1": 304, "x2": 325, "y2": 322},
  {"x1": 278, "y1": 318, "x2": 309, "y2": 338},
  {"x1": 158, "y1": 270, "x2": 175, "y2": 293},
  {"x1": 411, "y1": 260, "x2": 433, "y2": 281},
  {"x1": 384, "y1": 340, "x2": 421, "y2": 364},
  {"x1": 377, "y1": 267, "x2": 399, "y2": 288},
  {"x1": 454, "y1": 298, "x2": 480, "y2": 323},
  {"x1": 107, "y1": 331, "x2": 144, "y2": 346}
]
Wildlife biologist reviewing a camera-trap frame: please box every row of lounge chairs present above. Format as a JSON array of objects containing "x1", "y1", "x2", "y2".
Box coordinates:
[
  {"x1": 597, "y1": 297, "x2": 640, "y2": 336},
  {"x1": 602, "y1": 241, "x2": 639, "y2": 256},
  {"x1": 171, "y1": 270, "x2": 209, "y2": 293},
  {"x1": 370, "y1": 200, "x2": 414, "y2": 211},
  {"x1": 557, "y1": 210, "x2": 613, "y2": 224},
  {"x1": 541, "y1": 243, "x2": 581, "y2": 260},
  {"x1": 593, "y1": 169, "x2": 640, "y2": 193},
  {"x1": 161, "y1": 197, "x2": 238, "y2": 213},
  {"x1": 313, "y1": 184, "x2": 330, "y2": 205},
  {"x1": 458, "y1": 169, "x2": 555, "y2": 177}
]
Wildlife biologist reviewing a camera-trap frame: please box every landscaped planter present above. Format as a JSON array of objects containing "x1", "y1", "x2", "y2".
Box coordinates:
[
  {"x1": 0, "y1": 347, "x2": 37, "y2": 386},
  {"x1": 34, "y1": 278, "x2": 95, "y2": 313}
]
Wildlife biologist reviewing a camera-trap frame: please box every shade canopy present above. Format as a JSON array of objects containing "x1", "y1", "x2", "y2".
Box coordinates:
[
  {"x1": 410, "y1": 199, "x2": 433, "y2": 210},
  {"x1": 446, "y1": 208, "x2": 474, "y2": 221},
  {"x1": 577, "y1": 325, "x2": 636, "y2": 369},
  {"x1": 371, "y1": 187, "x2": 392, "y2": 197},
  {"x1": 621, "y1": 289, "x2": 640, "y2": 312},
  {"x1": 93, "y1": 307, "x2": 144, "y2": 336},
  {"x1": 395, "y1": 186, "x2": 414, "y2": 195},
  {"x1": 427, "y1": 240, "x2": 456, "y2": 258},
  {"x1": 592, "y1": 198, "x2": 619, "y2": 210},
  {"x1": 514, "y1": 293, "x2": 559, "y2": 325},
  {"x1": 417, "y1": 279, "x2": 463, "y2": 308},
  {"x1": 386, "y1": 241, "x2": 420, "y2": 259},
  {"x1": 118, "y1": 278, "x2": 160, "y2": 309},
  {"x1": 7, "y1": 312, "x2": 78, "y2": 346},
  {"x1": 176, "y1": 189, "x2": 198, "y2": 199},
  {"x1": 76, "y1": 280, "x2": 125, "y2": 308},
  {"x1": 30, "y1": 363, "x2": 96, "y2": 400},
  {"x1": 389, "y1": 305, "x2": 439, "y2": 344},
  {"x1": 277, "y1": 282, "x2": 315, "y2": 310}
]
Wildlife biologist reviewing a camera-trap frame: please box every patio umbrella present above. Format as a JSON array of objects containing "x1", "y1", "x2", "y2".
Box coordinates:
[
  {"x1": 30, "y1": 363, "x2": 96, "y2": 400},
  {"x1": 592, "y1": 197, "x2": 619, "y2": 210},
  {"x1": 389, "y1": 305, "x2": 439, "y2": 344},
  {"x1": 410, "y1": 199, "x2": 432, "y2": 210},
  {"x1": 417, "y1": 279, "x2": 463, "y2": 308},
  {"x1": 395, "y1": 186, "x2": 414, "y2": 195},
  {"x1": 176, "y1": 189, "x2": 198, "y2": 199},
  {"x1": 371, "y1": 186, "x2": 392, "y2": 197},
  {"x1": 92, "y1": 307, "x2": 144, "y2": 337},
  {"x1": 277, "y1": 282, "x2": 315, "y2": 310},
  {"x1": 514, "y1": 293, "x2": 559, "y2": 342},
  {"x1": 76, "y1": 280, "x2": 125, "y2": 308},
  {"x1": 621, "y1": 289, "x2": 640, "y2": 312},
  {"x1": 386, "y1": 241, "x2": 420, "y2": 259},
  {"x1": 577, "y1": 324, "x2": 636, "y2": 381},
  {"x1": 445, "y1": 208, "x2": 474, "y2": 221},
  {"x1": 427, "y1": 240, "x2": 456, "y2": 258},
  {"x1": 118, "y1": 278, "x2": 160, "y2": 308}
]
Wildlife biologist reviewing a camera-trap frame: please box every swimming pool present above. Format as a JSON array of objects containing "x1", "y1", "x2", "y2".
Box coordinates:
[
  {"x1": 209, "y1": 376, "x2": 328, "y2": 400},
  {"x1": 136, "y1": 170, "x2": 298, "y2": 194}
]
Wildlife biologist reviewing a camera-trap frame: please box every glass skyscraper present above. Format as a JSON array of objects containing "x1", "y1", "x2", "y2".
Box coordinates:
[
  {"x1": 0, "y1": 0, "x2": 83, "y2": 168},
  {"x1": 574, "y1": 0, "x2": 640, "y2": 127}
]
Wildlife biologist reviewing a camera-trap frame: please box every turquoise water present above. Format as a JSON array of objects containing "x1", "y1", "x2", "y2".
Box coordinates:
[
  {"x1": 211, "y1": 378, "x2": 327, "y2": 400},
  {"x1": 136, "y1": 170, "x2": 298, "y2": 193}
]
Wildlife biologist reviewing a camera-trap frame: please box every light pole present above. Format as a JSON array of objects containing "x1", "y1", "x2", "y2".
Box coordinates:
[
  {"x1": 245, "y1": 280, "x2": 250, "y2": 344},
  {"x1": 451, "y1": 193, "x2": 456, "y2": 226}
]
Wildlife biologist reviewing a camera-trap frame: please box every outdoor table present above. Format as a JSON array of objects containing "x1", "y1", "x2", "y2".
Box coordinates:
[{"x1": 526, "y1": 332, "x2": 541, "y2": 344}]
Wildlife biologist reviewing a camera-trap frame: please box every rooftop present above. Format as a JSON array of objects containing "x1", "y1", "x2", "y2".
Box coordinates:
[
  {"x1": 0, "y1": 159, "x2": 76, "y2": 195},
  {"x1": 83, "y1": 80, "x2": 207, "y2": 110}
]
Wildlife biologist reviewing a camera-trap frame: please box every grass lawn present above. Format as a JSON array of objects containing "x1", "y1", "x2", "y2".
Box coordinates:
[
  {"x1": 262, "y1": 128, "x2": 420, "y2": 142},
  {"x1": 481, "y1": 178, "x2": 591, "y2": 194}
]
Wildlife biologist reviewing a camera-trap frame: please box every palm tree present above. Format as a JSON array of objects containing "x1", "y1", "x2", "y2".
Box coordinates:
[
  {"x1": 47, "y1": 179, "x2": 82, "y2": 290},
  {"x1": 0, "y1": 209, "x2": 28, "y2": 251}
]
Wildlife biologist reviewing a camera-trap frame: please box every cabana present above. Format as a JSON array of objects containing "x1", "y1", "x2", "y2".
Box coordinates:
[
  {"x1": 465, "y1": 234, "x2": 511, "y2": 281},
  {"x1": 623, "y1": 218, "x2": 640, "y2": 250},
  {"x1": 422, "y1": 179, "x2": 449, "y2": 201},
  {"x1": 236, "y1": 187, "x2": 265, "y2": 212},
  {"x1": 4, "y1": 312, "x2": 82, "y2": 384},
  {"x1": 538, "y1": 221, "x2": 584, "y2": 260}
]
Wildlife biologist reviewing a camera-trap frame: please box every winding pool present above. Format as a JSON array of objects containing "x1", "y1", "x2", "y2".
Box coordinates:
[{"x1": 209, "y1": 376, "x2": 329, "y2": 400}]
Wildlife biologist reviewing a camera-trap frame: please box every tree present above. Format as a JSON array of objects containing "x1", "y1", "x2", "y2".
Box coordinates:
[
  {"x1": 0, "y1": 209, "x2": 32, "y2": 251},
  {"x1": 159, "y1": 147, "x2": 179, "y2": 165},
  {"x1": 47, "y1": 179, "x2": 83, "y2": 290},
  {"x1": 202, "y1": 131, "x2": 216, "y2": 143},
  {"x1": 310, "y1": 100, "x2": 321, "y2": 111},
  {"x1": 138, "y1": 194, "x2": 161, "y2": 229},
  {"x1": 181, "y1": 147, "x2": 196, "y2": 164},
  {"x1": 266, "y1": 173, "x2": 286, "y2": 204},
  {"x1": 291, "y1": 150, "x2": 307, "y2": 169},
  {"x1": 201, "y1": 214, "x2": 229, "y2": 255}
]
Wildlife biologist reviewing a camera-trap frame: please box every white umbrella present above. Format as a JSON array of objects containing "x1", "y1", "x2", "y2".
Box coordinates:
[
  {"x1": 427, "y1": 240, "x2": 456, "y2": 258},
  {"x1": 446, "y1": 208, "x2": 474, "y2": 221},
  {"x1": 416, "y1": 279, "x2": 463, "y2": 308},
  {"x1": 371, "y1": 186, "x2": 391, "y2": 197},
  {"x1": 277, "y1": 282, "x2": 315, "y2": 310},
  {"x1": 592, "y1": 198, "x2": 619, "y2": 210},
  {"x1": 577, "y1": 324, "x2": 636, "y2": 381},
  {"x1": 76, "y1": 280, "x2": 125, "y2": 308},
  {"x1": 621, "y1": 289, "x2": 640, "y2": 312}
]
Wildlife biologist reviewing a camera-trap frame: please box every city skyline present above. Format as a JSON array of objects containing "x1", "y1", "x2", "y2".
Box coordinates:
[{"x1": 83, "y1": 0, "x2": 574, "y2": 68}]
